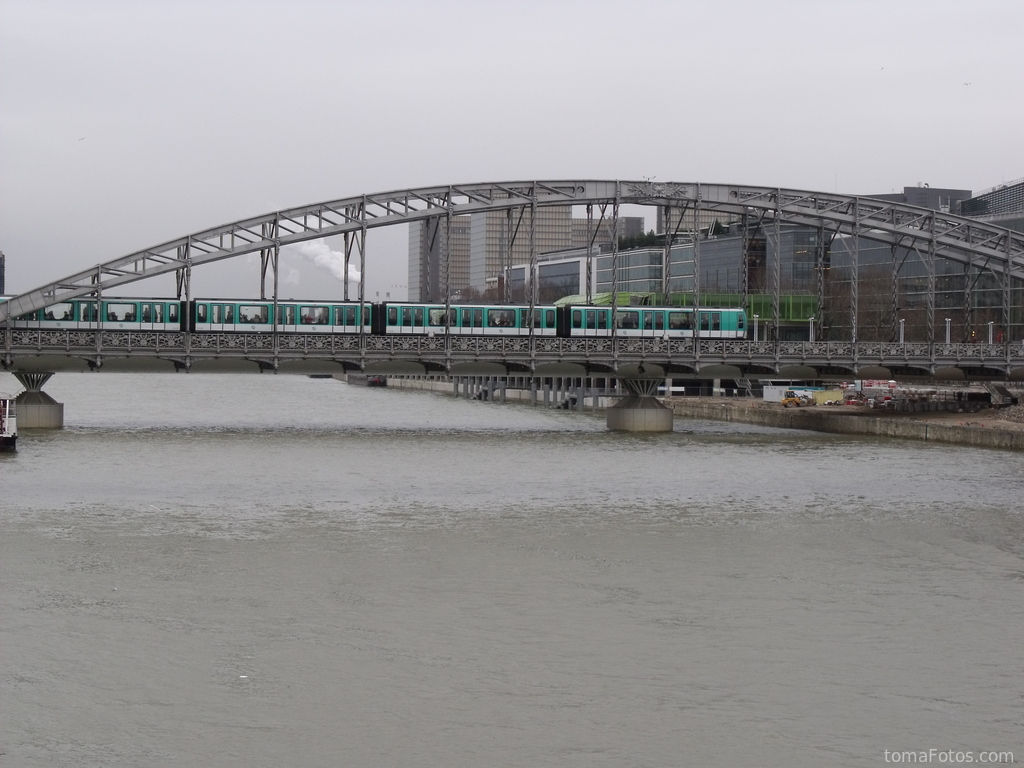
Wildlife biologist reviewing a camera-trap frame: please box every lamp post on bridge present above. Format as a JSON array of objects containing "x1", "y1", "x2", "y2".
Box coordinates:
[
  {"x1": 753, "y1": 314, "x2": 759, "y2": 342},
  {"x1": 808, "y1": 316, "x2": 815, "y2": 343},
  {"x1": 899, "y1": 318, "x2": 905, "y2": 345},
  {"x1": 988, "y1": 321, "x2": 994, "y2": 345},
  {"x1": 945, "y1": 317, "x2": 951, "y2": 344}
]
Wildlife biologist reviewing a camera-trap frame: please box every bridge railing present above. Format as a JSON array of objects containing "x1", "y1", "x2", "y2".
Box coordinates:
[{"x1": 4, "y1": 330, "x2": 1023, "y2": 369}]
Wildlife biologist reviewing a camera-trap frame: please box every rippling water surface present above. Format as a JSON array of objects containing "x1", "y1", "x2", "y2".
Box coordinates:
[{"x1": 2, "y1": 373, "x2": 1022, "y2": 767}]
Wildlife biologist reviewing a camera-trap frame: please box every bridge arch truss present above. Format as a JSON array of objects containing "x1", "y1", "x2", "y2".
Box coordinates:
[{"x1": 3, "y1": 181, "x2": 1024, "y2": 381}]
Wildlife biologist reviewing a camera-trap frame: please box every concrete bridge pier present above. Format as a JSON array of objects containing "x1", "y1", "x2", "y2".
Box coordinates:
[
  {"x1": 607, "y1": 377, "x2": 673, "y2": 432},
  {"x1": 13, "y1": 372, "x2": 64, "y2": 429}
]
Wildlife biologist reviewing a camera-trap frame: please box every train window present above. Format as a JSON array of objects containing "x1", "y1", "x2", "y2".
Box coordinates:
[
  {"x1": 168, "y1": 304, "x2": 178, "y2": 322},
  {"x1": 107, "y1": 303, "x2": 137, "y2": 322},
  {"x1": 461, "y1": 309, "x2": 472, "y2": 328},
  {"x1": 655, "y1": 313, "x2": 665, "y2": 330},
  {"x1": 428, "y1": 308, "x2": 446, "y2": 326},
  {"x1": 413, "y1": 307, "x2": 424, "y2": 326},
  {"x1": 597, "y1": 312, "x2": 608, "y2": 330},
  {"x1": 400, "y1": 307, "x2": 412, "y2": 327},
  {"x1": 642, "y1": 312, "x2": 653, "y2": 330},
  {"x1": 44, "y1": 303, "x2": 74, "y2": 321},
  {"x1": 197, "y1": 304, "x2": 208, "y2": 323},
  {"x1": 737, "y1": 313, "x2": 745, "y2": 329},
  {"x1": 472, "y1": 308, "x2": 482, "y2": 327},
  {"x1": 699, "y1": 313, "x2": 710, "y2": 331},
  {"x1": 238, "y1": 305, "x2": 267, "y2": 323},
  {"x1": 300, "y1": 306, "x2": 328, "y2": 324},
  {"x1": 488, "y1": 309, "x2": 515, "y2": 327},
  {"x1": 712, "y1": 312, "x2": 721, "y2": 331},
  {"x1": 387, "y1": 306, "x2": 398, "y2": 326},
  {"x1": 544, "y1": 309, "x2": 554, "y2": 327},
  {"x1": 140, "y1": 304, "x2": 161, "y2": 323},
  {"x1": 572, "y1": 310, "x2": 582, "y2": 329},
  {"x1": 82, "y1": 303, "x2": 97, "y2": 322},
  {"x1": 212, "y1": 305, "x2": 224, "y2": 324},
  {"x1": 668, "y1": 312, "x2": 691, "y2": 330},
  {"x1": 616, "y1": 311, "x2": 639, "y2": 329}
]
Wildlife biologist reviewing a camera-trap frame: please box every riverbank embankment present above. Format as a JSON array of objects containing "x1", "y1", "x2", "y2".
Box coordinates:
[
  {"x1": 666, "y1": 397, "x2": 1024, "y2": 451},
  {"x1": 358, "y1": 375, "x2": 1024, "y2": 451}
]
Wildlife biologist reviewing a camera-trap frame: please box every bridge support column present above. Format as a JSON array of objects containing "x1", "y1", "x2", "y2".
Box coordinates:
[
  {"x1": 607, "y1": 378, "x2": 673, "y2": 432},
  {"x1": 13, "y1": 372, "x2": 64, "y2": 429}
]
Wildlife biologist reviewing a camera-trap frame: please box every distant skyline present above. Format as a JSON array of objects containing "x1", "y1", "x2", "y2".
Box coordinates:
[{"x1": 2, "y1": 0, "x2": 1021, "y2": 301}]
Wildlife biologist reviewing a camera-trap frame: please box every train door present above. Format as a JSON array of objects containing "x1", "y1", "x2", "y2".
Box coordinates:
[
  {"x1": 397, "y1": 306, "x2": 424, "y2": 334},
  {"x1": 699, "y1": 311, "x2": 721, "y2": 338},
  {"x1": 81, "y1": 302, "x2": 98, "y2": 330},
  {"x1": 460, "y1": 307, "x2": 483, "y2": 335},
  {"x1": 333, "y1": 305, "x2": 357, "y2": 333},
  {"x1": 166, "y1": 302, "x2": 181, "y2": 331},
  {"x1": 277, "y1": 304, "x2": 297, "y2": 332},
  {"x1": 580, "y1": 308, "x2": 608, "y2": 337},
  {"x1": 139, "y1": 302, "x2": 163, "y2": 331},
  {"x1": 208, "y1": 303, "x2": 236, "y2": 332},
  {"x1": 640, "y1": 310, "x2": 665, "y2": 338}
]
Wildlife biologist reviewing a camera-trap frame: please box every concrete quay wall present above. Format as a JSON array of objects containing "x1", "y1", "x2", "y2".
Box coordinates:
[{"x1": 668, "y1": 400, "x2": 1024, "y2": 452}]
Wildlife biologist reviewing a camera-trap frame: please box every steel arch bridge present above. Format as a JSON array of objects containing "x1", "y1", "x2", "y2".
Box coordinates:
[{"x1": 3, "y1": 180, "x2": 1024, "y2": 381}]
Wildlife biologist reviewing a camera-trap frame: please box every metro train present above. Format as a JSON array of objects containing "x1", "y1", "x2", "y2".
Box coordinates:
[{"x1": 1, "y1": 297, "x2": 747, "y2": 339}]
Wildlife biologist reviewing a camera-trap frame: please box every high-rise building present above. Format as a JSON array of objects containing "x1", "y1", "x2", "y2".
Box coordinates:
[
  {"x1": 408, "y1": 207, "x2": 643, "y2": 301},
  {"x1": 408, "y1": 216, "x2": 472, "y2": 304}
]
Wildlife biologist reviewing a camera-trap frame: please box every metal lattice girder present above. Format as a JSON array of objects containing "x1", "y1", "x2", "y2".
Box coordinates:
[{"x1": 3, "y1": 180, "x2": 1023, "y2": 323}]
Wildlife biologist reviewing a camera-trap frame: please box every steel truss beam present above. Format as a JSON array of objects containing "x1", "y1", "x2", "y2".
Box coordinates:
[{"x1": 3, "y1": 181, "x2": 1023, "y2": 323}]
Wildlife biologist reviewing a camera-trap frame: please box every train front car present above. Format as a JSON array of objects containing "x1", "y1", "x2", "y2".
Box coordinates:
[
  {"x1": 8, "y1": 298, "x2": 186, "y2": 332},
  {"x1": 562, "y1": 306, "x2": 746, "y2": 339}
]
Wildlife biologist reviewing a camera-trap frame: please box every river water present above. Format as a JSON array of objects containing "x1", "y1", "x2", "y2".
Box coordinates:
[{"x1": 1, "y1": 372, "x2": 1021, "y2": 767}]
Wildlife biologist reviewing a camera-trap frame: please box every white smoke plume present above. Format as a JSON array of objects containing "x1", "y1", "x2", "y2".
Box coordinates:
[{"x1": 287, "y1": 240, "x2": 361, "y2": 284}]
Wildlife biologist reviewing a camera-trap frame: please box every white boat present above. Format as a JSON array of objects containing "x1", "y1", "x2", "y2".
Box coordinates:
[{"x1": 0, "y1": 393, "x2": 16, "y2": 451}]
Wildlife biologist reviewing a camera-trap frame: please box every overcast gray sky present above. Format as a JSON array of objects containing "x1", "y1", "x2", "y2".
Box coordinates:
[{"x1": 2, "y1": 0, "x2": 1021, "y2": 301}]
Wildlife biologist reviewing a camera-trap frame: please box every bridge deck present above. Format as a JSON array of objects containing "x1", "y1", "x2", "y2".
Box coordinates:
[{"x1": 4, "y1": 330, "x2": 1023, "y2": 379}]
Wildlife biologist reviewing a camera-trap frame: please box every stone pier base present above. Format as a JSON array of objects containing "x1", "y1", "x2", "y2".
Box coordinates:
[
  {"x1": 606, "y1": 395, "x2": 673, "y2": 432},
  {"x1": 14, "y1": 373, "x2": 64, "y2": 429}
]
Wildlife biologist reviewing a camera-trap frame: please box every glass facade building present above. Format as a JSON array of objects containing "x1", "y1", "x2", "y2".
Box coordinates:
[
  {"x1": 959, "y1": 180, "x2": 1024, "y2": 217},
  {"x1": 825, "y1": 234, "x2": 1023, "y2": 343}
]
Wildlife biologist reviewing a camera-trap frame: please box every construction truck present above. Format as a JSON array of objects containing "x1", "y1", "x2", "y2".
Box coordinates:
[{"x1": 781, "y1": 389, "x2": 806, "y2": 408}]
